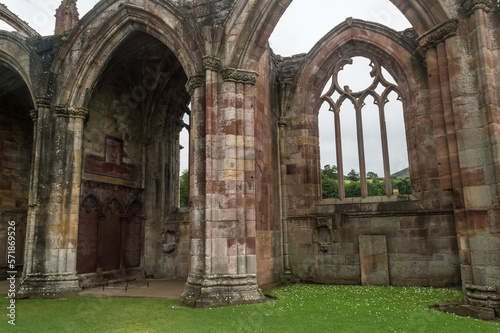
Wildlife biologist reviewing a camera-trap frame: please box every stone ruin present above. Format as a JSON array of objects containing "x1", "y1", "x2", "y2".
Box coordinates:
[{"x1": 0, "y1": 0, "x2": 499, "y2": 315}]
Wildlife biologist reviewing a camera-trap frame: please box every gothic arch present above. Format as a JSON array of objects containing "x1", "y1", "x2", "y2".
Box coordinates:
[
  {"x1": 225, "y1": 0, "x2": 450, "y2": 72},
  {"x1": 282, "y1": 20, "x2": 434, "y2": 208},
  {"x1": 0, "y1": 4, "x2": 40, "y2": 38},
  {"x1": 52, "y1": 0, "x2": 204, "y2": 108},
  {"x1": 0, "y1": 32, "x2": 41, "y2": 108}
]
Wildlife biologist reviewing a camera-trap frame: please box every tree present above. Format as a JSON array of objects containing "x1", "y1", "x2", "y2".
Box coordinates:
[
  {"x1": 346, "y1": 169, "x2": 360, "y2": 181},
  {"x1": 345, "y1": 180, "x2": 361, "y2": 197},
  {"x1": 367, "y1": 171, "x2": 379, "y2": 179},
  {"x1": 179, "y1": 169, "x2": 189, "y2": 207},
  {"x1": 322, "y1": 164, "x2": 338, "y2": 179},
  {"x1": 393, "y1": 177, "x2": 411, "y2": 195}
]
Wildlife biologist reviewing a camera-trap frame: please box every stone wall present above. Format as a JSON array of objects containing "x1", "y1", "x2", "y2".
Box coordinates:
[{"x1": 287, "y1": 197, "x2": 460, "y2": 287}]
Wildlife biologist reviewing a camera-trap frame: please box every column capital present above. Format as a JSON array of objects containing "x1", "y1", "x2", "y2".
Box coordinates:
[
  {"x1": 221, "y1": 68, "x2": 259, "y2": 85},
  {"x1": 460, "y1": 0, "x2": 494, "y2": 17},
  {"x1": 186, "y1": 74, "x2": 205, "y2": 95},
  {"x1": 202, "y1": 56, "x2": 222, "y2": 72},
  {"x1": 417, "y1": 19, "x2": 459, "y2": 51},
  {"x1": 55, "y1": 105, "x2": 89, "y2": 120},
  {"x1": 36, "y1": 96, "x2": 51, "y2": 108}
]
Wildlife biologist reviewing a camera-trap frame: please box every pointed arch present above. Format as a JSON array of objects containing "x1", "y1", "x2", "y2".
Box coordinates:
[
  {"x1": 0, "y1": 4, "x2": 40, "y2": 38},
  {"x1": 0, "y1": 31, "x2": 41, "y2": 109},
  {"x1": 224, "y1": 0, "x2": 450, "y2": 71},
  {"x1": 52, "y1": 1, "x2": 204, "y2": 107}
]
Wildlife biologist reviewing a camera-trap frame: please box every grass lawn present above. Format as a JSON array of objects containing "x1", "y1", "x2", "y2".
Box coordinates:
[{"x1": 1, "y1": 284, "x2": 499, "y2": 332}]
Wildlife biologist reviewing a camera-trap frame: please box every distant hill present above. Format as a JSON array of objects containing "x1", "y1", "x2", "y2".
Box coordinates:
[{"x1": 392, "y1": 167, "x2": 409, "y2": 178}]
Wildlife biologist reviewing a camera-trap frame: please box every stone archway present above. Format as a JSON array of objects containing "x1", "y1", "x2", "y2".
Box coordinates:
[
  {"x1": 76, "y1": 30, "x2": 190, "y2": 283},
  {"x1": 0, "y1": 62, "x2": 34, "y2": 270}
]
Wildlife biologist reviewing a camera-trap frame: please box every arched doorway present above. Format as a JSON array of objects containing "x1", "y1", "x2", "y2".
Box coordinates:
[{"x1": 76, "y1": 31, "x2": 190, "y2": 284}]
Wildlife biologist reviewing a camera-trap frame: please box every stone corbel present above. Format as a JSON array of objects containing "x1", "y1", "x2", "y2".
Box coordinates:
[
  {"x1": 417, "y1": 19, "x2": 459, "y2": 51},
  {"x1": 29, "y1": 110, "x2": 38, "y2": 122},
  {"x1": 186, "y1": 74, "x2": 205, "y2": 95},
  {"x1": 460, "y1": 0, "x2": 494, "y2": 17},
  {"x1": 221, "y1": 68, "x2": 259, "y2": 85}
]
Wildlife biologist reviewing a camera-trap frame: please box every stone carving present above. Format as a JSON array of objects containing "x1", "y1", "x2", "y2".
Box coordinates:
[
  {"x1": 313, "y1": 217, "x2": 334, "y2": 252},
  {"x1": 29, "y1": 110, "x2": 38, "y2": 122},
  {"x1": 221, "y1": 68, "x2": 259, "y2": 85},
  {"x1": 186, "y1": 74, "x2": 205, "y2": 95},
  {"x1": 202, "y1": 56, "x2": 222, "y2": 72},
  {"x1": 460, "y1": 0, "x2": 494, "y2": 17},
  {"x1": 417, "y1": 19, "x2": 459, "y2": 50}
]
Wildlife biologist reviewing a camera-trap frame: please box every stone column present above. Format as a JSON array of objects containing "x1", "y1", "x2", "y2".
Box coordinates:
[
  {"x1": 421, "y1": 0, "x2": 500, "y2": 313},
  {"x1": 19, "y1": 104, "x2": 88, "y2": 298},
  {"x1": 181, "y1": 58, "x2": 265, "y2": 307},
  {"x1": 454, "y1": 1, "x2": 500, "y2": 311}
]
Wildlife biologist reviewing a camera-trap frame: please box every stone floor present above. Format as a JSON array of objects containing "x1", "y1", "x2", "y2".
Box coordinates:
[{"x1": 0, "y1": 278, "x2": 186, "y2": 300}]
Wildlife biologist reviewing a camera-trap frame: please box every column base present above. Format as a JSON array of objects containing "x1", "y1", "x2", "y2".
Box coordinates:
[
  {"x1": 180, "y1": 274, "x2": 266, "y2": 308},
  {"x1": 17, "y1": 272, "x2": 81, "y2": 298}
]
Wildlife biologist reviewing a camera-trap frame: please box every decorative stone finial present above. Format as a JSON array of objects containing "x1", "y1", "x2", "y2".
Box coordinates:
[{"x1": 55, "y1": 0, "x2": 79, "y2": 35}]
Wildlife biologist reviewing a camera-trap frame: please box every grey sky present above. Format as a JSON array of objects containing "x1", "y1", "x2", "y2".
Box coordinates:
[{"x1": 0, "y1": 0, "x2": 412, "y2": 175}]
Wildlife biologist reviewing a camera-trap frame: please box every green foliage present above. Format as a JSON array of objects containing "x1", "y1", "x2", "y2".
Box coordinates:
[
  {"x1": 322, "y1": 164, "x2": 338, "y2": 179},
  {"x1": 2, "y1": 285, "x2": 498, "y2": 332},
  {"x1": 346, "y1": 169, "x2": 360, "y2": 181},
  {"x1": 321, "y1": 166, "x2": 412, "y2": 198},
  {"x1": 179, "y1": 169, "x2": 189, "y2": 207},
  {"x1": 393, "y1": 176, "x2": 412, "y2": 194},
  {"x1": 367, "y1": 179, "x2": 386, "y2": 196}
]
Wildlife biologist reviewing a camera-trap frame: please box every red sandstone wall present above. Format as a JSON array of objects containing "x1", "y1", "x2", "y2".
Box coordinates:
[
  {"x1": 254, "y1": 47, "x2": 283, "y2": 286},
  {"x1": 287, "y1": 199, "x2": 460, "y2": 287}
]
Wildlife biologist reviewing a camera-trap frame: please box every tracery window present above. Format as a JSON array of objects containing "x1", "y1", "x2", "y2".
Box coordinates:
[{"x1": 320, "y1": 56, "x2": 408, "y2": 199}]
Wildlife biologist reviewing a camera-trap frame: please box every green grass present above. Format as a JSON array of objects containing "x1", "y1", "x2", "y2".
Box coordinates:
[{"x1": 1, "y1": 284, "x2": 499, "y2": 332}]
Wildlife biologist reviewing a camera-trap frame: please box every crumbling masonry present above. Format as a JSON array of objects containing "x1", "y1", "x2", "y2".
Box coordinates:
[{"x1": 0, "y1": 0, "x2": 499, "y2": 313}]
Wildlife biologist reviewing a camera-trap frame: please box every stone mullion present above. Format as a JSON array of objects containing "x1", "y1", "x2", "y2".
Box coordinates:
[
  {"x1": 334, "y1": 109, "x2": 345, "y2": 199},
  {"x1": 378, "y1": 103, "x2": 392, "y2": 196},
  {"x1": 355, "y1": 103, "x2": 368, "y2": 198}
]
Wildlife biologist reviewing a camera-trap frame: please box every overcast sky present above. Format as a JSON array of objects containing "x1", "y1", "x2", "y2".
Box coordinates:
[{"x1": 0, "y1": 0, "x2": 412, "y2": 176}]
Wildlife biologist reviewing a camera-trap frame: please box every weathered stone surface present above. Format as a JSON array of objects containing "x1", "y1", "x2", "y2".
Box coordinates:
[
  {"x1": 0, "y1": 0, "x2": 498, "y2": 312},
  {"x1": 359, "y1": 235, "x2": 390, "y2": 286}
]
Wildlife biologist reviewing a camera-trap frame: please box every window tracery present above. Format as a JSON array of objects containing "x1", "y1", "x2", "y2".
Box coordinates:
[{"x1": 320, "y1": 56, "x2": 404, "y2": 199}]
